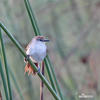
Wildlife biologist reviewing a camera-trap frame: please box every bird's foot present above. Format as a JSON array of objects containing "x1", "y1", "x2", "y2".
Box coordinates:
[
  {"x1": 37, "y1": 67, "x2": 40, "y2": 74},
  {"x1": 24, "y1": 55, "x2": 30, "y2": 62}
]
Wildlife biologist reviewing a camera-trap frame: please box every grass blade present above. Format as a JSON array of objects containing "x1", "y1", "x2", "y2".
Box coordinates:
[
  {"x1": 24, "y1": 0, "x2": 57, "y2": 93},
  {"x1": 0, "y1": 58, "x2": 9, "y2": 100},
  {"x1": 0, "y1": 28, "x2": 12, "y2": 100},
  {"x1": 0, "y1": 22, "x2": 61, "y2": 100},
  {"x1": 44, "y1": 58, "x2": 57, "y2": 92},
  {"x1": 8, "y1": 66, "x2": 24, "y2": 100},
  {"x1": 45, "y1": 56, "x2": 64, "y2": 100},
  {"x1": 40, "y1": 61, "x2": 44, "y2": 100},
  {"x1": 24, "y1": 0, "x2": 40, "y2": 35}
]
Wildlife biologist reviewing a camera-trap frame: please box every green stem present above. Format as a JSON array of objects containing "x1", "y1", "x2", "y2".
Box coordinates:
[
  {"x1": 0, "y1": 22, "x2": 61, "y2": 100},
  {"x1": 8, "y1": 66, "x2": 24, "y2": 100},
  {"x1": 40, "y1": 61, "x2": 44, "y2": 100},
  {"x1": 44, "y1": 58, "x2": 56, "y2": 92},
  {"x1": 0, "y1": 58, "x2": 9, "y2": 100},
  {"x1": 24, "y1": 0, "x2": 57, "y2": 93},
  {"x1": 24, "y1": 0, "x2": 40, "y2": 36},
  {"x1": 46, "y1": 56, "x2": 64, "y2": 100},
  {"x1": 0, "y1": 28, "x2": 12, "y2": 100}
]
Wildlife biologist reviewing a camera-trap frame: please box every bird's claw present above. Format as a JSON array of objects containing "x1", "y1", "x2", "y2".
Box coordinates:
[
  {"x1": 37, "y1": 67, "x2": 40, "y2": 74},
  {"x1": 24, "y1": 55, "x2": 30, "y2": 62}
]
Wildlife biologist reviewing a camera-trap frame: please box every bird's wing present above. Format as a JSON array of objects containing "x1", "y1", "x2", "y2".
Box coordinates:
[{"x1": 25, "y1": 38, "x2": 34, "y2": 51}]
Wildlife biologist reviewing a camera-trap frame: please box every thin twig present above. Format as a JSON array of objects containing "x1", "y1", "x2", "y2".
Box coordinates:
[{"x1": 40, "y1": 61, "x2": 44, "y2": 100}]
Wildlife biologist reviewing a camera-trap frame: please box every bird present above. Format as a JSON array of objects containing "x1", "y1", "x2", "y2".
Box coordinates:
[{"x1": 24, "y1": 36, "x2": 49, "y2": 75}]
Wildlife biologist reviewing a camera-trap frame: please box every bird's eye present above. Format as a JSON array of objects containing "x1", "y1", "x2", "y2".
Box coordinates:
[
  {"x1": 39, "y1": 39, "x2": 43, "y2": 41},
  {"x1": 37, "y1": 38, "x2": 43, "y2": 41}
]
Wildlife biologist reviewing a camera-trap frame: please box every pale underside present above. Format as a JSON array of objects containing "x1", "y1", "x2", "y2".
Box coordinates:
[{"x1": 26, "y1": 39, "x2": 47, "y2": 63}]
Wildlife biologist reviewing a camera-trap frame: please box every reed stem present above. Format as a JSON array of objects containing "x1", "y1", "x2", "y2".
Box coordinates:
[
  {"x1": 0, "y1": 58, "x2": 9, "y2": 100},
  {"x1": 24, "y1": 0, "x2": 58, "y2": 93},
  {"x1": 0, "y1": 28, "x2": 12, "y2": 100},
  {"x1": 40, "y1": 61, "x2": 44, "y2": 100}
]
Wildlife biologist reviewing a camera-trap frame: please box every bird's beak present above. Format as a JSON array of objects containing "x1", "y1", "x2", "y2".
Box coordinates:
[
  {"x1": 43, "y1": 39, "x2": 50, "y2": 42},
  {"x1": 40, "y1": 38, "x2": 50, "y2": 42}
]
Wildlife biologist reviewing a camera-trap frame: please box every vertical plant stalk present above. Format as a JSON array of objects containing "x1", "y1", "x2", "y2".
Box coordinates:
[
  {"x1": 24, "y1": 0, "x2": 40, "y2": 36},
  {"x1": 0, "y1": 23, "x2": 61, "y2": 100},
  {"x1": 0, "y1": 59, "x2": 9, "y2": 100},
  {"x1": 45, "y1": 56, "x2": 64, "y2": 100},
  {"x1": 44, "y1": 58, "x2": 56, "y2": 92},
  {"x1": 8, "y1": 66, "x2": 24, "y2": 100},
  {"x1": 40, "y1": 61, "x2": 44, "y2": 100},
  {"x1": 0, "y1": 28, "x2": 12, "y2": 100},
  {"x1": 24, "y1": 0, "x2": 57, "y2": 93},
  {"x1": 0, "y1": 91, "x2": 2, "y2": 100}
]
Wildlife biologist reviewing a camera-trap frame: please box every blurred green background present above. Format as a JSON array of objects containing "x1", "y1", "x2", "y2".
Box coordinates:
[{"x1": 0, "y1": 0, "x2": 100, "y2": 100}]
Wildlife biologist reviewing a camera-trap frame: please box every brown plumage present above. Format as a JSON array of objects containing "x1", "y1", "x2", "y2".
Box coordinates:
[{"x1": 24, "y1": 62, "x2": 38, "y2": 75}]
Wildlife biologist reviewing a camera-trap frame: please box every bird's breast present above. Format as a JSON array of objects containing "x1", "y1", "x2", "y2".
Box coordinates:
[{"x1": 28, "y1": 43, "x2": 47, "y2": 62}]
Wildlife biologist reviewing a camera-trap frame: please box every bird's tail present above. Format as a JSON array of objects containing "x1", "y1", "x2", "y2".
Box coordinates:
[{"x1": 24, "y1": 62, "x2": 38, "y2": 75}]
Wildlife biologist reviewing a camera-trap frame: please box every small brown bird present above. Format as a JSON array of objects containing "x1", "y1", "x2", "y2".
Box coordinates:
[{"x1": 24, "y1": 36, "x2": 49, "y2": 75}]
